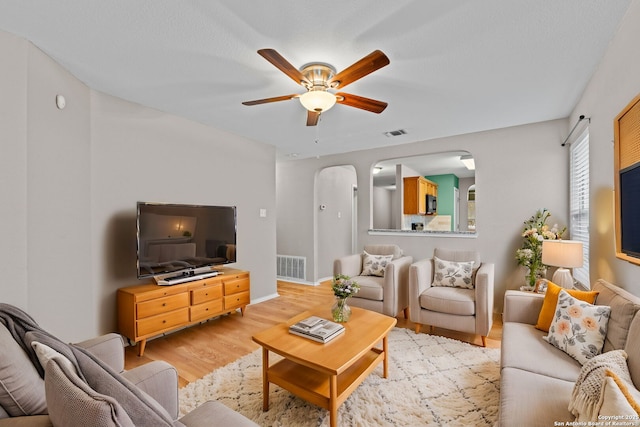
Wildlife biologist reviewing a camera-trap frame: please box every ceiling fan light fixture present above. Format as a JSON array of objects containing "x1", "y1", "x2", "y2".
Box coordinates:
[{"x1": 299, "y1": 90, "x2": 336, "y2": 113}]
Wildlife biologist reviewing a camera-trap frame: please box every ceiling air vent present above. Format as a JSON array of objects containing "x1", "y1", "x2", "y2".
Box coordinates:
[{"x1": 383, "y1": 129, "x2": 407, "y2": 137}]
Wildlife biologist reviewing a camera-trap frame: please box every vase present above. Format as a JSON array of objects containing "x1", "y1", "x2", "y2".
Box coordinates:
[
  {"x1": 525, "y1": 266, "x2": 547, "y2": 289},
  {"x1": 331, "y1": 297, "x2": 351, "y2": 323}
]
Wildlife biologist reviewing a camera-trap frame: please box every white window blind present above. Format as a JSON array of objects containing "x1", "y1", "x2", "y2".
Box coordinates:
[{"x1": 570, "y1": 130, "x2": 590, "y2": 287}]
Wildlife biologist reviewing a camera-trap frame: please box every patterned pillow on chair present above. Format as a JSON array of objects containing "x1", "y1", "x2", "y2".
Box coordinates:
[
  {"x1": 361, "y1": 251, "x2": 393, "y2": 277},
  {"x1": 432, "y1": 256, "x2": 475, "y2": 289}
]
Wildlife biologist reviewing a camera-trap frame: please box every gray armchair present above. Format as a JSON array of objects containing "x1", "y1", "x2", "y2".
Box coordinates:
[
  {"x1": 0, "y1": 328, "x2": 258, "y2": 427},
  {"x1": 333, "y1": 244, "x2": 413, "y2": 318},
  {"x1": 408, "y1": 248, "x2": 494, "y2": 346}
]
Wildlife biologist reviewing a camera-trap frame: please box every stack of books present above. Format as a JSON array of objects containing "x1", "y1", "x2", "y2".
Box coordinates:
[{"x1": 289, "y1": 316, "x2": 345, "y2": 343}]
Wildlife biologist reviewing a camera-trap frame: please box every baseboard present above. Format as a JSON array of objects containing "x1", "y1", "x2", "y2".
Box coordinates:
[
  {"x1": 250, "y1": 293, "x2": 279, "y2": 305},
  {"x1": 277, "y1": 277, "x2": 321, "y2": 286}
]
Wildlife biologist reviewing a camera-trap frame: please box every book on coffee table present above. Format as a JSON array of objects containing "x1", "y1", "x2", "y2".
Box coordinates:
[{"x1": 289, "y1": 316, "x2": 345, "y2": 343}]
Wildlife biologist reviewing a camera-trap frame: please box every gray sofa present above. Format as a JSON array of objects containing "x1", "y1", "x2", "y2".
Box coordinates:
[
  {"x1": 0, "y1": 323, "x2": 257, "y2": 427},
  {"x1": 499, "y1": 279, "x2": 640, "y2": 426}
]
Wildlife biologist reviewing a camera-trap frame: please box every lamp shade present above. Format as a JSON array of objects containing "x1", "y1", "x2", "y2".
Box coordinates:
[
  {"x1": 299, "y1": 90, "x2": 336, "y2": 112},
  {"x1": 542, "y1": 240, "x2": 583, "y2": 268}
]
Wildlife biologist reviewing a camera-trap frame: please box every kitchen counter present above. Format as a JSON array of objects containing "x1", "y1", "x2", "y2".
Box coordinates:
[{"x1": 368, "y1": 229, "x2": 477, "y2": 238}]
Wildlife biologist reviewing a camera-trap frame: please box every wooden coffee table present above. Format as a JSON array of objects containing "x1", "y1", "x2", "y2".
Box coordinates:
[{"x1": 252, "y1": 305, "x2": 397, "y2": 427}]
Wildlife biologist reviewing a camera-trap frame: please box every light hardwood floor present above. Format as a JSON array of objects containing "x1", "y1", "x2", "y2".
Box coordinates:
[{"x1": 124, "y1": 280, "x2": 502, "y2": 388}]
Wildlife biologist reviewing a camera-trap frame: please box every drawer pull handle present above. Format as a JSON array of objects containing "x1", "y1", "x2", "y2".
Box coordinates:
[
  {"x1": 163, "y1": 320, "x2": 167, "y2": 323},
  {"x1": 162, "y1": 303, "x2": 166, "y2": 307},
  {"x1": 205, "y1": 293, "x2": 208, "y2": 296}
]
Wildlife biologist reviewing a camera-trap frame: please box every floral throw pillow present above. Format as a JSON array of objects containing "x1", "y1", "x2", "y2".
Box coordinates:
[
  {"x1": 431, "y1": 256, "x2": 474, "y2": 289},
  {"x1": 543, "y1": 290, "x2": 611, "y2": 365},
  {"x1": 361, "y1": 251, "x2": 393, "y2": 277}
]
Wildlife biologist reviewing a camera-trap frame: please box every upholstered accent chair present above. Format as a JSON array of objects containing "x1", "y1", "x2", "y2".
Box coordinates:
[
  {"x1": 408, "y1": 248, "x2": 494, "y2": 346},
  {"x1": 333, "y1": 244, "x2": 413, "y2": 318}
]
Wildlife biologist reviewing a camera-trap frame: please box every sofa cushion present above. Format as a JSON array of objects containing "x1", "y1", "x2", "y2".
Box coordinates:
[
  {"x1": 431, "y1": 257, "x2": 474, "y2": 289},
  {"x1": 0, "y1": 415, "x2": 53, "y2": 426},
  {"x1": 352, "y1": 275, "x2": 384, "y2": 300},
  {"x1": 544, "y1": 290, "x2": 611, "y2": 365},
  {"x1": 593, "y1": 279, "x2": 640, "y2": 352},
  {"x1": 568, "y1": 349, "x2": 631, "y2": 421},
  {"x1": 44, "y1": 355, "x2": 134, "y2": 427},
  {"x1": 361, "y1": 251, "x2": 392, "y2": 277},
  {"x1": 178, "y1": 401, "x2": 259, "y2": 427},
  {"x1": 624, "y1": 314, "x2": 640, "y2": 390},
  {"x1": 535, "y1": 281, "x2": 599, "y2": 332},
  {"x1": 600, "y1": 370, "x2": 640, "y2": 418},
  {"x1": 499, "y1": 367, "x2": 574, "y2": 427},
  {"x1": 420, "y1": 286, "x2": 475, "y2": 316},
  {"x1": 501, "y1": 322, "x2": 582, "y2": 381},
  {"x1": 0, "y1": 322, "x2": 47, "y2": 416}
]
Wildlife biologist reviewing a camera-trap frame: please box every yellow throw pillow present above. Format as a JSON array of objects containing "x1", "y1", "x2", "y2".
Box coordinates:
[{"x1": 535, "y1": 281, "x2": 599, "y2": 332}]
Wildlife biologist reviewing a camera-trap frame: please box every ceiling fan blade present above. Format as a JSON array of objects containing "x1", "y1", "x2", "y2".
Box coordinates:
[
  {"x1": 257, "y1": 49, "x2": 308, "y2": 86},
  {"x1": 242, "y1": 94, "x2": 298, "y2": 106},
  {"x1": 336, "y1": 92, "x2": 388, "y2": 113},
  {"x1": 328, "y1": 50, "x2": 389, "y2": 89},
  {"x1": 306, "y1": 110, "x2": 320, "y2": 126}
]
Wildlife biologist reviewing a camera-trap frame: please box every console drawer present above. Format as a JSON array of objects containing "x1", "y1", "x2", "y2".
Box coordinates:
[
  {"x1": 224, "y1": 275, "x2": 250, "y2": 295},
  {"x1": 137, "y1": 307, "x2": 189, "y2": 337},
  {"x1": 190, "y1": 300, "x2": 224, "y2": 322},
  {"x1": 224, "y1": 291, "x2": 250, "y2": 311},
  {"x1": 191, "y1": 285, "x2": 223, "y2": 305},
  {"x1": 137, "y1": 293, "x2": 189, "y2": 319}
]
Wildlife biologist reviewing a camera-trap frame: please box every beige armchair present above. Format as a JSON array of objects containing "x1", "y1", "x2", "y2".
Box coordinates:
[
  {"x1": 408, "y1": 248, "x2": 494, "y2": 346},
  {"x1": 333, "y1": 244, "x2": 413, "y2": 318}
]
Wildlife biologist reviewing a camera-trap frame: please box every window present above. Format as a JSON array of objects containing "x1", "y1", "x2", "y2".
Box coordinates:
[{"x1": 569, "y1": 130, "x2": 590, "y2": 287}]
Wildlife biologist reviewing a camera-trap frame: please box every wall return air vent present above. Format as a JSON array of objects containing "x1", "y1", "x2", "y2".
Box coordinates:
[{"x1": 276, "y1": 255, "x2": 306, "y2": 280}]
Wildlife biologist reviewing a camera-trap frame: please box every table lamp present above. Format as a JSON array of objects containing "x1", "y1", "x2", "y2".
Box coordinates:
[{"x1": 541, "y1": 240, "x2": 583, "y2": 289}]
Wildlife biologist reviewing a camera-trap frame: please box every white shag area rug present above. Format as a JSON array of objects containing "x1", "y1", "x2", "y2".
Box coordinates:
[{"x1": 179, "y1": 327, "x2": 500, "y2": 426}]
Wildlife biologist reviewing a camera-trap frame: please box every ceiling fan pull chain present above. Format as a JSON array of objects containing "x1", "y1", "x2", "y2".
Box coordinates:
[{"x1": 315, "y1": 116, "x2": 322, "y2": 144}]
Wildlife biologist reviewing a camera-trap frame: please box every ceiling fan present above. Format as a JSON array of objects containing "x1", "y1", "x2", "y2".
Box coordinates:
[{"x1": 242, "y1": 49, "x2": 390, "y2": 126}]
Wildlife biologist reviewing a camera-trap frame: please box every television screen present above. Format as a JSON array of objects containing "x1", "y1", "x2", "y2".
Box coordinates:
[
  {"x1": 620, "y1": 163, "x2": 640, "y2": 259},
  {"x1": 137, "y1": 202, "x2": 237, "y2": 279}
]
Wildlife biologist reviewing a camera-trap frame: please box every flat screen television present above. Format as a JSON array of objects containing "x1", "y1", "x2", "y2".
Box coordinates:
[
  {"x1": 136, "y1": 202, "x2": 237, "y2": 279},
  {"x1": 620, "y1": 162, "x2": 640, "y2": 259}
]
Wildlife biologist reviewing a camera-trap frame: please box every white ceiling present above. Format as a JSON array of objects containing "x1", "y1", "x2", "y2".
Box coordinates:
[{"x1": 0, "y1": 1, "x2": 630, "y2": 160}]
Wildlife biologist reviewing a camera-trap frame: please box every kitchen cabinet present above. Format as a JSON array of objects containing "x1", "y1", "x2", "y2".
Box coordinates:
[{"x1": 403, "y1": 176, "x2": 438, "y2": 215}]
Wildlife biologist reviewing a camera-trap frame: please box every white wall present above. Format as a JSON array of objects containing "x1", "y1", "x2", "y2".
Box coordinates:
[
  {"x1": 570, "y1": 0, "x2": 640, "y2": 293},
  {"x1": 0, "y1": 32, "x2": 28, "y2": 309},
  {"x1": 372, "y1": 187, "x2": 393, "y2": 229},
  {"x1": 277, "y1": 119, "x2": 570, "y2": 312},
  {"x1": 0, "y1": 30, "x2": 278, "y2": 342},
  {"x1": 0, "y1": 34, "x2": 94, "y2": 340}
]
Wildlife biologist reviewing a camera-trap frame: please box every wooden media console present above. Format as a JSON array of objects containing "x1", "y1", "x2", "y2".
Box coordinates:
[{"x1": 117, "y1": 268, "x2": 250, "y2": 356}]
